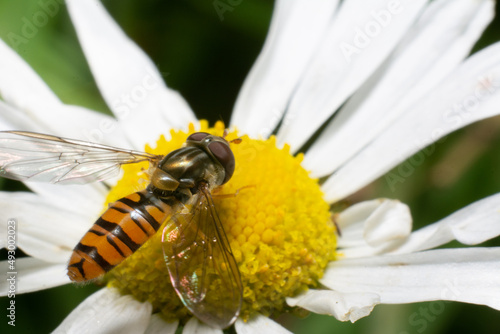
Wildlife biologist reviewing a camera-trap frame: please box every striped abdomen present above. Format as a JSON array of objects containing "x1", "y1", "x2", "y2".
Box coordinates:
[{"x1": 68, "y1": 189, "x2": 173, "y2": 282}]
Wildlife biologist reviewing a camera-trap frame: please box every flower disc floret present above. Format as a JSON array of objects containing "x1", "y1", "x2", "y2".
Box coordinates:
[{"x1": 105, "y1": 121, "x2": 337, "y2": 322}]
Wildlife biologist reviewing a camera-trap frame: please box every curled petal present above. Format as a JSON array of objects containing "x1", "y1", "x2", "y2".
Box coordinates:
[
  {"x1": 287, "y1": 289, "x2": 380, "y2": 322},
  {"x1": 336, "y1": 199, "x2": 412, "y2": 257},
  {"x1": 363, "y1": 199, "x2": 412, "y2": 247}
]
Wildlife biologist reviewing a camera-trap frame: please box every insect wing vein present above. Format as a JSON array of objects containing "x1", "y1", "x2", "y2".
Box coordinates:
[
  {"x1": 162, "y1": 190, "x2": 242, "y2": 329},
  {"x1": 0, "y1": 131, "x2": 160, "y2": 184}
]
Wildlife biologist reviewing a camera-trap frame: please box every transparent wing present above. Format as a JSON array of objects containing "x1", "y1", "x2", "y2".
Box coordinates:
[
  {"x1": 162, "y1": 184, "x2": 242, "y2": 329},
  {"x1": 0, "y1": 131, "x2": 161, "y2": 184}
]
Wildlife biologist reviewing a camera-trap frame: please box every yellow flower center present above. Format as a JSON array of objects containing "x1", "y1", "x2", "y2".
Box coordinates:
[{"x1": 105, "y1": 121, "x2": 337, "y2": 322}]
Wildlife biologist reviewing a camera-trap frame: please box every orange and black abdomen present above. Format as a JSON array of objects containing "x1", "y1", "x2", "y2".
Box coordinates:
[{"x1": 68, "y1": 189, "x2": 173, "y2": 282}]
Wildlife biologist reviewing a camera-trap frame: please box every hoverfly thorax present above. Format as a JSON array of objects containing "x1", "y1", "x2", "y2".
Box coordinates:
[{"x1": 150, "y1": 132, "x2": 235, "y2": 198}]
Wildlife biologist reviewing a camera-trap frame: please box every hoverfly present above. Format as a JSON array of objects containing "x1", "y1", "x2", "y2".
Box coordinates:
[{"x1": 0, "y1": 130, "x2": 242, "y2": 329}]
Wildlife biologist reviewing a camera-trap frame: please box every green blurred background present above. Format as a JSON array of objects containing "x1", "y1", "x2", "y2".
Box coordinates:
[{"x1": 0, "y1": 0, "x2": 499, "y2": 333}]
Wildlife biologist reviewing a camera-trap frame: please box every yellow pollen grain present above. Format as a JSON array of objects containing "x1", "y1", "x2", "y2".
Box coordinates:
[
  {"x1": 262, "y1": 229, "x2": 274, "y2": 243},
  {"x1": 243, "y1": 226, "x2": 253, "y2": 237},
  {"x1": 237, "y1": 234, "x2": 247, "y2": 245},
  {"x1": 103, "y1": 121, "x2": 337, "y2": 323}
]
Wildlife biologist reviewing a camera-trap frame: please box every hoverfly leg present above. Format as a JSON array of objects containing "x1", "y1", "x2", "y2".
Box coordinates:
[
  {"x1": 331, "y1": 213, "x2": 342, "y2": 237},
  {"x1": 212, "y1": 185, "x2": 254, "y2": 199}
]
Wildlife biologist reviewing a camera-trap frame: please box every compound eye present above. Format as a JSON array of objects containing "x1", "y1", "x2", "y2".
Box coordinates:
[
  {"x1": 187, "y1": 132, "x2": 210, "y2": 142},
  {"x1": 208, "y1": 141, "x2": 235, "y2": 184}
]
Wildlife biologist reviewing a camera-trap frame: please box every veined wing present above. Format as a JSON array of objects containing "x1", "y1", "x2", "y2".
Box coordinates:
[
  {"x1": 0, "y1": 131, "x2": 161, "y2": 184},
  {"x1": 162, "y1": 184, "x2": 242, "y2": 329}
]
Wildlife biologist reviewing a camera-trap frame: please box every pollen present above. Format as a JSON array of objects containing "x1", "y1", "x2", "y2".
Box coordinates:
[{"x1": 104, "y1": 121, "x2": 337, "y2": 323}]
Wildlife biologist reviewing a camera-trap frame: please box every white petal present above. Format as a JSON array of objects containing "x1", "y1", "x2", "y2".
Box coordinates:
[
  {"x1": 277, "y1": 0, "x2": 427, "y2": 151},
  {"x1": 145, "y1": 314, "x2": 178, "y2": 334},
  {"x1": 231, "y1": 0, "x2": 339, "y2": 138},
  {"x1": 336, "y1": 199, "x2": 412, "y2": 256},
  {"x1": 363, "y1": 199, "x2": 411, "y2": 247},
  {"x1": 322, "y1": 41, "x2": 500, "y2": 202},
  {"x1": 389, "y1": 193, "x2": 500, "y2": 254},
  {"x1": 66, "y1": 0, "x2": 196, "y2": 149},
  {"x1": 335, "y1": 201, "x2": 380, "y2": 249},
  {"x1": 286, "y1": 289, "x2": 380, "y2": 322},
  {"x1": 303, "y1": 0, "x2": 495, "y2": 176},
  {"x1": 26, "y1": 182, "x2": 106, "y2": 220},
  {"x1": 26, "y1": 104, "x2": 132, "y2": 145},
  {"x1": 0, "y1": 39, "x2": 132, "y2": 146},
  {"x1": 0, "y1": 100, "x2": 46, "y2": 132},
  {"x1": 183, "y1": 317, "x2": 223, "y2": 334},
  {"x1": 235, "y1": 315, "x2": 291, "y2": 334},
  {"x1": 0, "y1": 100, "x2": 112, "y2": 214},
  {"x1": 322, "y1": 247, "x2": 500, "y2": 310},
  {"x1": 0, "y1": 223, "x2": 5, "y2": 248},
  {"x1": 53, "y1": 288, "x2": 152, "y2": 334},
  {"x1": 0, "y1": 192, "x2": 89, "y2": 263},
  {"x1": 336, "y1": 200, "x2": 381, "y2": 228},
  {"x1": 41, "y1": 104, "x2": 133, "y2": 147},
  {"x1": 0, "y1": 38, "x2": 60, "y2": 111},
  {"x1": 0, "y1": 257, "x2": 69, "y2": 295}
]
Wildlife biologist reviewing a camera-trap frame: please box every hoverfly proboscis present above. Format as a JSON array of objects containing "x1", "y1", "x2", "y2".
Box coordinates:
[{"x1": 0, "y1": 130, "x2": 242, "y2": 329}]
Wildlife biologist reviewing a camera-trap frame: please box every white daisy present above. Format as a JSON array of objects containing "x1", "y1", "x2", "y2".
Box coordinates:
[{"x1": 1, "y1": 0, "x2": 500, "y2": 333}]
